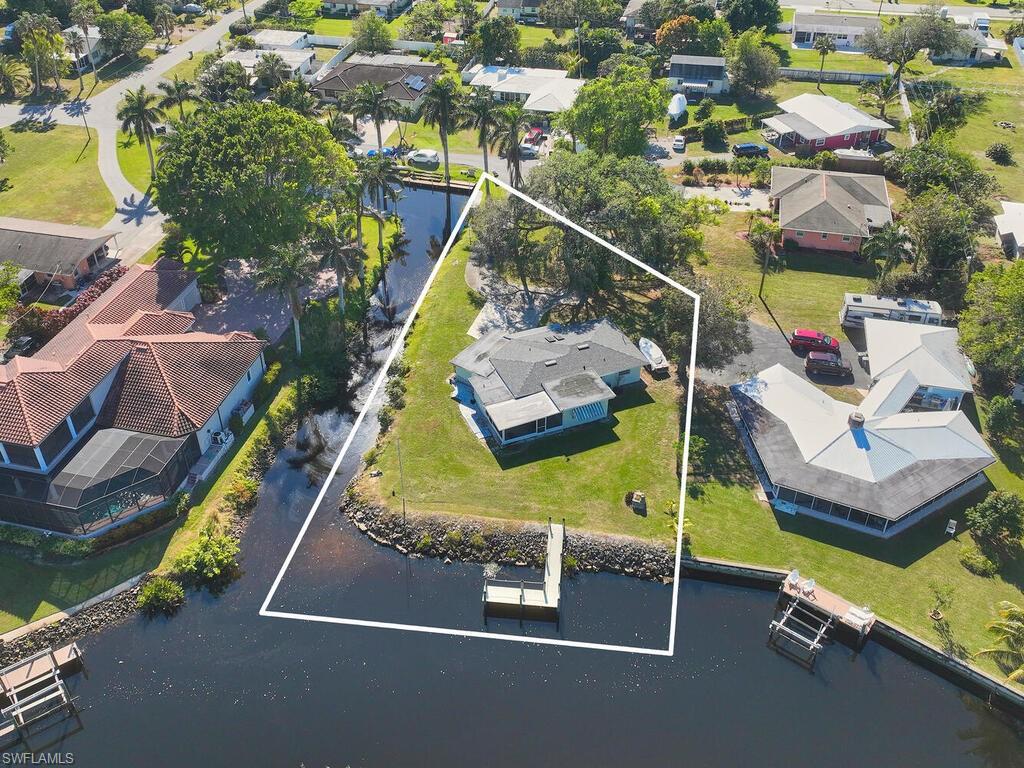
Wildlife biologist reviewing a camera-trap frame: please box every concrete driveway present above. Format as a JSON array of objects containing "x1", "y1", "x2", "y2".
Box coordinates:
[
  {"x1": 698, "y1": 321, "x2": 871, "y2": 392},
  {"x1": 678, "y1": 184, "x2": 770, "y2": 211}
]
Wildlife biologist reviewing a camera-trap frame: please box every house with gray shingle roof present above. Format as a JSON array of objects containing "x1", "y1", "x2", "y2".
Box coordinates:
[
  {"x1": 0, "y1": 217, "x2": 117, "y2": 297},
  {"x1": 770, "y1": 166, "x2": 891, "y2": 254},
  {"x1": 0, "y1": 263, "x2": 266, "y2": 536},
  {"x1": 451, "y1": 319, "x2": 648, "y2": 445}
]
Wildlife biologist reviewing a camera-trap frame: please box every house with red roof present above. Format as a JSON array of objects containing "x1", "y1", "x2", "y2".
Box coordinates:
[{"x1": 0, "y1": 263, "x2": 267, "y2": 536}]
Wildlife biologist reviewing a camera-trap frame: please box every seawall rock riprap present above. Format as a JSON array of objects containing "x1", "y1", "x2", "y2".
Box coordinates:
[{"x1": 342, "y1": 491, "x2": 676, "y2": 582}]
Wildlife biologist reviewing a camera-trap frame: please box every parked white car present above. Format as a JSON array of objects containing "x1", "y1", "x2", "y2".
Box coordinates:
[
  {"x1": 672, "y1": 135, "x2": 686, "y2": 152},
  {"x1": 518, "y1": 142, "x2": 539, "y2": 158},
  {"x1": 407, "y1": 149, "x2": 440, "y2": 167}
]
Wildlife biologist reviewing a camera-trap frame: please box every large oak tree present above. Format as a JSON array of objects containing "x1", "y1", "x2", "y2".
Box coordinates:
[{"x1": 154, "y1": 101, "x2": 353, "y2": 261}]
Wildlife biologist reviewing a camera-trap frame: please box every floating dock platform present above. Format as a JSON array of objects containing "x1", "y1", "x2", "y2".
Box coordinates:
[{"x1": 483, "y1": 519, "x2": 564, "y2": 623}]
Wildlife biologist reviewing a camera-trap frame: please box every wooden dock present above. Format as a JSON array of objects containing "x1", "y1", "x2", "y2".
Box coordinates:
[
  {"x1": 781, "y1": 578, "x2": 876, "y2": 639},
  {"x1": 483, "y1": 519, "x2": 564, "y2": 622},
  {"x1": 0, "y1": 643, "x2": 84, "y2": 750}
]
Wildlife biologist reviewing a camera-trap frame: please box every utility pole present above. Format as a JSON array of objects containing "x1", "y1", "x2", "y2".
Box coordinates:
[{"x1": 396, "y1": 435, "x2": 407, "y2": 524}]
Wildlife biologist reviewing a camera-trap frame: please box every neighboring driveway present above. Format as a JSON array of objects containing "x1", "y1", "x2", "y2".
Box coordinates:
[{"x1": 698, "y1": 320, "x2": 871, "y2": 392}]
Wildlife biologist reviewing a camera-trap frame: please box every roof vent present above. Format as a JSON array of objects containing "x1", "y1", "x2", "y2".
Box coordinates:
[
  {"x1": 852, "y1": 295, "x2": 862, "y2": 303},
  {"x1": 554, "y1": 334, "x2": 565, "y2": 341},
  {"x1": 544, "y1": 335, "x2": 557, "y2": 342},
  {"x1": 576, "y1": 343, "x2": 590, "y2": 351},
  {"x1": 848, "y1": 411, "x2": 865, "y2": 429},
  {"x1": 544, "y1": 360, "x2": 557, "y2": 367}
]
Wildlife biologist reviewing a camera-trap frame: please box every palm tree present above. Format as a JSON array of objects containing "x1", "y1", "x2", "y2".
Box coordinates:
[
  {"x1": 63, "y1": 29, "x2": 86, "y2": 92},
  {"x1": 361, "y1": 154, "x2": 403, "y2": 295},
  {"x1": 325, "y1": 106, "x2": 360, "y2": 146},
  {"x1": 460, "y1": 88, "x2": 499, "y2": 194},
  {"x1": 859, "y1": 75, "x2": 898, "y2": 120},
  {"x1": 976, "y1": 601, "x2": 1024, "y2": 683},
  {"x1": 15, "y1": 13, "x2": 60, "y2": 96},
  {"x1": 71, "y1": 1, "x2": 99, "y2": 78},
  {"x1": 813, "y1": 35, "x2": 837, "y2": 90},
  {"x1": 490, "y1": 101, "x2": 532, "y2": 189},
  {"x1": 0, "y1": 55, "x2": 30, "y2": 100},
  {"x1": 153, "y1": 3, "x2": 177, "y2": 49},
  {"x1": 350, "y1": 81, "x2": 399, "y2": 150},
  {"x1": 117, "y1": 85, "x2": 165, "y2": 182},
  {"x1": 861, "y1": 222, "x2": 911, "y2": 282},
  {"x1": 254, "y1": 52, "x2": 291, "y2": 89},
  {"x1": 421, "y1": 76, "x2": 462, "y2": 185},
  {"x1": 272, "y1": 80, "x2": 320, "y2": 118},
  {"x1": 346, "y1": 160, "x2": 369, "y2": 252},
  {"x1": 313, "y1": 215, "x2": 363, "y2": 335},
  {"x1": 253, "y1": 241, "x2": 322, "y2": 357},
  {"x1": 158, "y1": 75, "x2": 195, "y2": 121}
]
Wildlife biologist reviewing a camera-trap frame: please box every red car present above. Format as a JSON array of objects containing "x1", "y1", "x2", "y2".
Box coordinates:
[{"x1": 789, "y1": 328, "x2": 840, "y2": 354}]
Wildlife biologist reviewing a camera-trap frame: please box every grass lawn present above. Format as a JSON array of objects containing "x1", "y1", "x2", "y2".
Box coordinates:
[
  {"x1": 906, "y1": 49, "x2": 1024, "y2": 193},
  {"x1": 160, "y1": 51, "x2": 208, "y2": 83},
  {"x1": 517, "y1": 23, "x2": 563, "y2": 48},
  {"x1": 698, "y1": 213, "x2": 876, "y2": 338},
  {"x1": 359, "y1": 236, "x2": 682, "y2": 541},
  {"x1": 116, "y1": 131, "x2": 162, "y2": 193},
  {"x1": 0, "y1": 376, "x2": 297, "y2": 634},
  {"x1": 399, "y1": 118, "x2": 484, "y2": 154},
  {"x1": 0, "y1": 125, "x2": 113, "y2": 227},
  {"x1": 768, "y1": 33, "x2": 889, "y2": 74},
  {"x1": 685, "y1": 385, "x2": 1024, "y2": 683},
  {"x1": 314, "y1": 14, "x2": 405, "y2": 36}
]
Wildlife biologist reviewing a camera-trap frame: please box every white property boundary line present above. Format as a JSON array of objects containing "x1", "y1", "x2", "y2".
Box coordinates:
[{"x1": 259, "y1": 173, "x2": 701, "y2": 656}]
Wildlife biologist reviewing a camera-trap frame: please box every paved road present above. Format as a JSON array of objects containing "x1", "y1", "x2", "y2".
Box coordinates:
[{"x1": 0, "y1": 1, "x2": 271, "y2": 263}]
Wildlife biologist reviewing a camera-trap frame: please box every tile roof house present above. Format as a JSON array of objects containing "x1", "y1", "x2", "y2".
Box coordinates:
[
  {"x1": 462, "y1": 65, "x2": 585, "y2": 113},
  {"x1": 314, "y1": 54, "x2": 443, "y2": 109},
  {"x1": 667, "y1": 55, "x2": 729, "y2": 95},
  {"x1": 0, "y1": 264, "x2": 267, "y2": 536},
  {"x1": 732, "y1": 363, "x2": 993, "y2": 538},
  {"x1": 451, "y1": 319, "x2": 648, "y2": 445},
  {"x1": 762, "y1": 93, "x2": 892, "y2": 153},
  {"x1": 770, "y1": 167, "x2": 892, "y2": 253},
  {"x1": 0, "y1": 217, "x2": 117, "y2": 295}
]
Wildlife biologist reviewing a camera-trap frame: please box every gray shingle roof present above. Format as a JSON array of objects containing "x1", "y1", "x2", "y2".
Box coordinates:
[
  {"x1": 771, "y1": 167, "x2": 891, "y2": 237},
  {"x1": 452, "y1": 319, "x2": 647, "y2": 406},
  {"x1": 0, "y1": 217, "x2": 114, "y2": 276}
]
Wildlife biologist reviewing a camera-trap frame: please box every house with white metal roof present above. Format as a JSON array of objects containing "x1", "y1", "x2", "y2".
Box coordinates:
[
  {"x1": 462, "y1": 65, "x2": 584, "y2": 113},
  {"x1": 791, "y1": 12, "x2": 881, "y2": 51},
  {"x1": 864, "y1": 319, "x2": 973, "y2": 411},
  {"x1": 732, "y1": 364, "x2": 993, "y2": 537},
  {"x1": 451, "y1": 319, "x2": 648, "y2": 445},
  {"x1": 762, "y1": 93, "x2": 892, "y2": 153}
]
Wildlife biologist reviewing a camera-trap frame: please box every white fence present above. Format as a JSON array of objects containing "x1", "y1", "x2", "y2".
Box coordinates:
[{"x1": 1014, "y1": 36, "x2": 1024, "y2": 68}]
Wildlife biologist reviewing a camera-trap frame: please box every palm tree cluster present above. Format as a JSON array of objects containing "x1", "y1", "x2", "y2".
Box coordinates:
[{"x1": 976, "y1": 601, "x2": 1024, "y2": 683}]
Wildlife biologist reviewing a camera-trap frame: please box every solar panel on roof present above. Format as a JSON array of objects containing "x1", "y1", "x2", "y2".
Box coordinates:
[{"x1": 404, "y1": 75, "x2": 426, "y2": 91}]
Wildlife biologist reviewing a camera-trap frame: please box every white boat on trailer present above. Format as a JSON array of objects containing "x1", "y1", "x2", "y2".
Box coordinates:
[{"x1": 639, "y1": 337, "x2": 668, "y2": 372}]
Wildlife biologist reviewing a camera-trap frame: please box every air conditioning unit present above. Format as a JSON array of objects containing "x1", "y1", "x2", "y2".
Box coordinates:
[{"x1": 211, "y1": 431, "x2": 227, "y2": 446}]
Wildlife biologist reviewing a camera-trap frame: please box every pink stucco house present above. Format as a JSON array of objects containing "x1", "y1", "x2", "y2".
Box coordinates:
[
  {"x1": 762, "y1": 93, "x2": 892, "y2": 154},
  {"x1": 770, "y1": 167, "x2": 892, "y2": 253}
]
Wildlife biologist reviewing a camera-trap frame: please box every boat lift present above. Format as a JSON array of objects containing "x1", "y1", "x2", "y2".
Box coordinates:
[{"x1": 0, "y1": 643, "x2": 84, "y2": 751}]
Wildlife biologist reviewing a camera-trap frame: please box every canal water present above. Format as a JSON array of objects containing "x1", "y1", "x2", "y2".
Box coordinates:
[{"x1": 34, "y1": 188, "x2": 1024, "y2": 765}]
